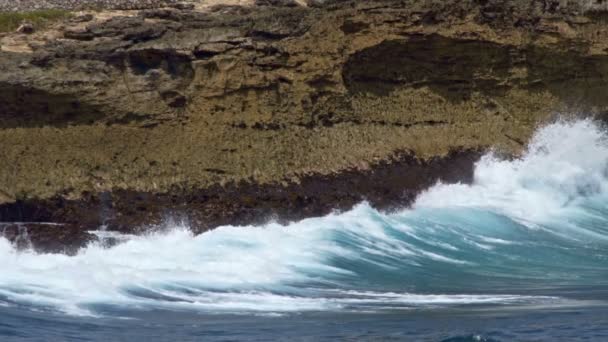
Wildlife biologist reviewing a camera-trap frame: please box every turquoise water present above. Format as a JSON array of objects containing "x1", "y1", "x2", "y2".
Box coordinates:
[{"x1": 0, "y1": 120, "x2": 607, "y2": 341}]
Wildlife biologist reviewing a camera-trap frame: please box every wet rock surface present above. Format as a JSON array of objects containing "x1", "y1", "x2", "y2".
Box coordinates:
[
  {"x1": 1, "y1": 150, "x2": 481, "y2": 254},
  {"x1": 1, "y1": 0, "x2": 608, "y2": 253}
]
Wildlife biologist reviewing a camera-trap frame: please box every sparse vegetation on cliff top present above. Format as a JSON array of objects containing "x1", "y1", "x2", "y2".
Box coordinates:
[{"x1": 0, "y1": 9, "x2": 69, "y2": 33}]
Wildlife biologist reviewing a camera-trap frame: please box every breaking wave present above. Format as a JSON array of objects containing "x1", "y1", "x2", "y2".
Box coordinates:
[{"x1": 0, "y1": 119, "x2": 607, "y2": 317}]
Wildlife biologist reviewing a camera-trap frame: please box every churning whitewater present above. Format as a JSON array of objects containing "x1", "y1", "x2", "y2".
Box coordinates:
[{"x1": 1, "y1": 120, "x2": 607, "y2": 317}]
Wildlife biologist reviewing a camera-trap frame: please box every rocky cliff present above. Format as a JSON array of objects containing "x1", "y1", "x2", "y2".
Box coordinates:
[{"x1": 1, "y1": 0, "x2": 608, "y2": 253}]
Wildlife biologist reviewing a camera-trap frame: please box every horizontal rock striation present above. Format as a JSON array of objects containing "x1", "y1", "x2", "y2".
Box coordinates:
[
  {"x1": 1, "y1": 0, "x2": 608, "y2": 252},
  {"x1": 0, "y1": 0, "x2": 186, "y2": 12},
  {"x1": 1, "y1": 150, "x2": 481, "y2": 254}
]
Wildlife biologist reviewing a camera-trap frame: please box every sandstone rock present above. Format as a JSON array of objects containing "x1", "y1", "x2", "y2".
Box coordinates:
[
  {"x1": 169, "y1": 2, "x2": 195, "y2": 10},
  {"x1": 255, "y1": 0, "x2": 299, "y2": 7},
  {"x1": 0, "y1": 0, "x2": 187, "y2": 12},
  {"x1": 71, "y1": 14, "x2": 95, "y2": 23},
  {"x1": 1, "y1": 0, "x2": 608, "y2": 253},
  {"x1": 0, "y1": 190, "x2": 13, "y2": 204}
]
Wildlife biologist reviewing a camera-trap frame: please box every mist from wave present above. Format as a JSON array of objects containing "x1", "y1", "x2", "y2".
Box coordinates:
[{"x1": 0, "y1": 119, "x2": 607, "y2": 317}]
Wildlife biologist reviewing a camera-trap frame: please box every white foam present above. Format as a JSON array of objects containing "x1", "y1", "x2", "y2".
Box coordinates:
[
  {"x1": 416, "y1": 119, "x2": 608, "y2": 224},
  {"x1": 0, "y1": 204, "x2": 525, "y2": 315},
  {"x1": 326, "y1": 290, "x2": 559, "y2": 305},
  {"x1": 0, "y1": 208, "x2": 371, "y2": 314},
  {"x1": 477, "y1": 236, "x2": 517, "y2": 245},
  {"x1": 1, "y1": 119, "x2": 606, "y2": 316}
]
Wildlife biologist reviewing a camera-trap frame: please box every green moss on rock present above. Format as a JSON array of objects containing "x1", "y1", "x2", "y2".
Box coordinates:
[{"x1": 0, "y1": 9, "x2": 69, "y2": 33}]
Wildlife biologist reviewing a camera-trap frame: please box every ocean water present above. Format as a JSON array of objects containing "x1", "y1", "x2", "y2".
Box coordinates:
[{"x1": 1, "y1": 119, "x2": 607, "y2": 341}]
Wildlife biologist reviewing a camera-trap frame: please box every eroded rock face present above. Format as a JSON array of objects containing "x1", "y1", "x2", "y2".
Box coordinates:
[
  {"x1": 1, "y1": 0, "x2": 608, "y2": 252},
  {"x1": 343, "y1": 34, "x2": 608, "y2": 104},
  {"x1": 0, "y1": 0, "x2": 186, "y2": 12},
  {"x1": 0, "y1": 150, "x2": 482, "y2": 254}
]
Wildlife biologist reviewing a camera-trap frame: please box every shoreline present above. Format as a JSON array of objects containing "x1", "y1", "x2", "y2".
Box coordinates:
[
  {"x1": 0, "y1": 149, "x2": 481, "y2": 254},
  {"x1": 1, "y1": 0, "x2": 608, "y2": 253}
]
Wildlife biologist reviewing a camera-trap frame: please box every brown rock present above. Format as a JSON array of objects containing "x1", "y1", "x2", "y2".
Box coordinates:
[
  {"x1": 71, "y1": 14, "x2": 95, "y2": 23},
  {"x1": 1, "y1": 0, "x2": 608, "y2": 253},
  {"x1": 16, "y1": 23, "x2": 34, "y2": 34}
]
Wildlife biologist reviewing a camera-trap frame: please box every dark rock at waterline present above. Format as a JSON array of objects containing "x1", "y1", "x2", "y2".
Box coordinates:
[
  {"x1": 1, "y1": 0, "x2": 608, "y2": 253},
  {"x1": 0, "y1": 223, "x2": 97, "y2": 255},
  {"x1": 0, "y1": 149, "x2": 481, "y2": 254}
]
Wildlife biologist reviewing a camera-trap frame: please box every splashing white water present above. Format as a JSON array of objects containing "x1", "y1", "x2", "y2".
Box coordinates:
[
  {"x1": 0, "y1": 211, "x2": 559, "y2": 316},
  {"x1": 416, "y1": 119, "x2": 608, "y2": 223},
  {"x1": 0, "y1": 119, "x2": 607, "y2": 316}
]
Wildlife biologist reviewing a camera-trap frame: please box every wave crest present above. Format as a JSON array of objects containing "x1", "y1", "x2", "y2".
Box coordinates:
[{"x1": 1, "y1": 119, "x2": 607, "y2": 316}]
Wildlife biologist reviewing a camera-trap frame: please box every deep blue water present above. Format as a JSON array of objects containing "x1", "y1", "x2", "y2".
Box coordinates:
[
  {"x1": 1, "y1": 304, "x2": 608, "y2": 341},
  {"x1": 1, "y1": 120, "x2": 607, "y2": 341}
]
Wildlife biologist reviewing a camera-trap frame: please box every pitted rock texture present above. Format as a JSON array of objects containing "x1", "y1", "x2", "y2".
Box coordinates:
[
  {"x1": 1, "y1": 0, "x2": 608, "y2": 252},
  {"x1": 0, "y1": 0, "x2": 186, "y2": 12}
]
